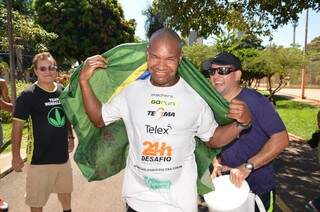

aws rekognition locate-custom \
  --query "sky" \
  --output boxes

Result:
[118,0,320,47]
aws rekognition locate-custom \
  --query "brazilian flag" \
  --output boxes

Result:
[60,42,233,195]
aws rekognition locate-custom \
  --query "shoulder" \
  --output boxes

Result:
[15,84,37,106]
[55,83,65,92]
[22,83,37,94]
[238,88,270,105]
[122,79,147,92]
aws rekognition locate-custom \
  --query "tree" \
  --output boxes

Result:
[306,36,320,86]
[33,0,136,62]
[0,8,57,65]
[143,6,164,39]
[151,0,319,38]
[248,46,306,103]
[183,44,217,69]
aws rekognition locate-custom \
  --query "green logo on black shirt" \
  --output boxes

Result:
[47,106,66,127]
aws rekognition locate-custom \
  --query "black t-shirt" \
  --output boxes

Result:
[13,83,69,164]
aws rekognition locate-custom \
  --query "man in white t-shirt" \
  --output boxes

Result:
[79,28,251,212]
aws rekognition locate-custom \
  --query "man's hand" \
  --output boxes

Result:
[227,99,251,126]
[79,55,107,83]
[229,164,250,187]
[212,157,231,178]
[12,156,24,172]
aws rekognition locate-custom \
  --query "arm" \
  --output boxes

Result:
[229,130,289,187]
[207,99,252,148]
[67,122,75,153]
[11,119,25,172]
[207,123,243,148]
[0,80,13,112]
[248,130,289,169]
[79,55,107,128]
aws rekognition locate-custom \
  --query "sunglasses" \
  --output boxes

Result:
[38,65,57,72]
[205,67,237,76]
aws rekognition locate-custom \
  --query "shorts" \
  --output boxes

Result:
[25,160,73,207]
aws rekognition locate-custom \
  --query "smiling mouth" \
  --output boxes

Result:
[214,82,223,86]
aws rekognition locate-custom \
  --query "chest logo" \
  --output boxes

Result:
[47,106,66,127]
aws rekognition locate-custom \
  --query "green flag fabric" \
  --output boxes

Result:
[60,42,233,195]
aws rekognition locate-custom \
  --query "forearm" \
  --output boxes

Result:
[11,121,23,158]
[0,99,13,112]
[79,80,104,127]
[207,122,242,148]
[249,130,289,169]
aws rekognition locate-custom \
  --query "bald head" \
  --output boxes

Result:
[149,28,182,54]
[146,28,183,87]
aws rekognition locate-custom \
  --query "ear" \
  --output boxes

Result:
[235,69,242,81]
[179,52,183,64]
[146,49,150,59]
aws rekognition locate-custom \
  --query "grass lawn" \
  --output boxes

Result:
[274,95,319,140]
[1,122,30,153]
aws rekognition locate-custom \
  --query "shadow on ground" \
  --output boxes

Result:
[198,138,320,212]
[275,138,320,212]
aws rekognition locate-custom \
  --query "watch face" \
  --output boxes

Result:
[245,163,254,171]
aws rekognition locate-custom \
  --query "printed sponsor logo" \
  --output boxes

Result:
[147,108,175,119]
[150,99,176,107]
[151,93,174,98]
[141,141,172,163]
[143,176,171,190]
[45,98,61,106]
[145,124,172,135]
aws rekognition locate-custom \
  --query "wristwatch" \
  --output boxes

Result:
[244,162,254,172]
[236,121,251,130]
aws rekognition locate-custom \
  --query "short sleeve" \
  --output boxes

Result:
[13,91,31,121]
[195,102,218,142]
[101,92,125,126]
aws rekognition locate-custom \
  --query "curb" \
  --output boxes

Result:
[0,150,26,179]
[288,133,305,141]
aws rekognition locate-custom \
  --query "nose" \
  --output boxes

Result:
[156,59,167,71]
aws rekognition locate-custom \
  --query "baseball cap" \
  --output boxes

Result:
[202,52,242,71]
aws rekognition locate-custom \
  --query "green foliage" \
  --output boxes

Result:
[0,80,31,123]
[0,60,9,74]
[0,8,57,55]
[182,44,217,69]
[306,36,320,86]
[32,0,136,62]
[245,46,305,101]
[151,0,319,38]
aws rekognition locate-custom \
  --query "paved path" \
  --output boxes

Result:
[275,136,320,212]
[0,150,126,211]
[277,88,320,102]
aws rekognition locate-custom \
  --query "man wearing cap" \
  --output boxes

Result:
[203,52,289,211]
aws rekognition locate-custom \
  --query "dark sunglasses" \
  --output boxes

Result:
[38,65,57,72]
[205,67,237,76]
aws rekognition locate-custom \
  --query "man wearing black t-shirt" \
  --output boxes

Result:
[11,52,74,212]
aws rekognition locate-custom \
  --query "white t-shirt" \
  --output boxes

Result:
[101,77,218,212]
